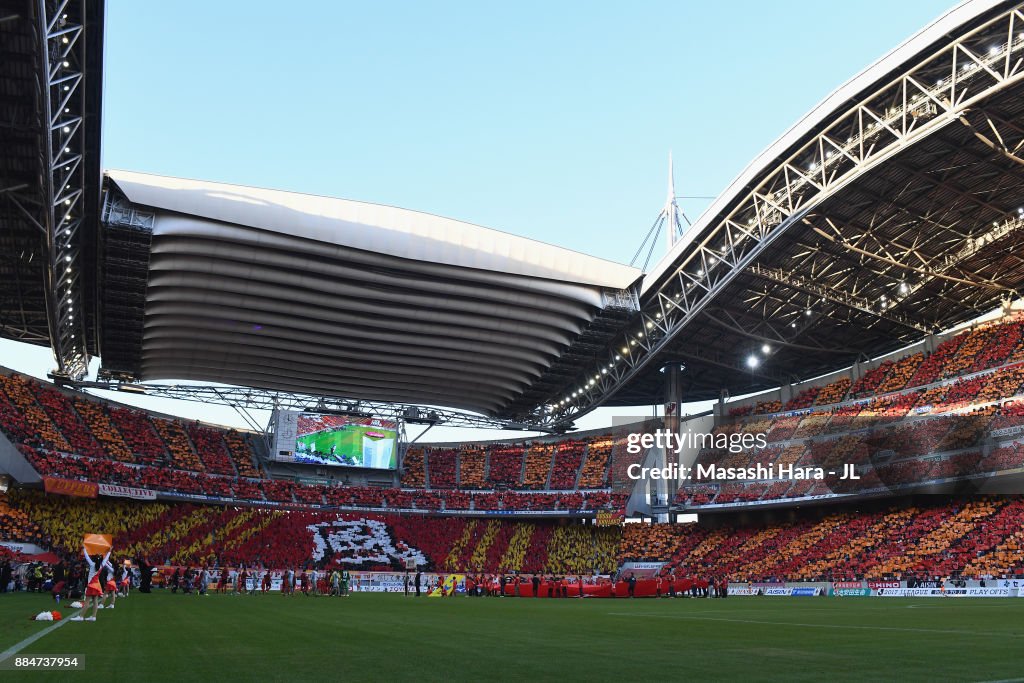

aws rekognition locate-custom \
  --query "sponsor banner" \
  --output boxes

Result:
[763,587,790,596]
[752,582,785,589]
[42,476,97,498]
[835,588,871,597]
[876,587,1012,597]
[868,581,900,590]
[990,425,1024,438]
[624,562,664,571]
[998,579,1024,590]
[596,510,625,527]
[98,483,156,500]
[832,581,863,590]
[0,541,45,555]
[962,587,1011,597]
[877,588,941,597]
[791,587,821,596]
[728,587,757,596]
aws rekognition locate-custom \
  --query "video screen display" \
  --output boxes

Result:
[273,412,397,469]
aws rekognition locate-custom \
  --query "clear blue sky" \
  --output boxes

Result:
[1,0,957,439]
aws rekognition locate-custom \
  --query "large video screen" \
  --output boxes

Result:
[273,412,398,469]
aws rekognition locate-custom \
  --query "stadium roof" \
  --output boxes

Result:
[548,0,1024,420]
[97,171,641,415]
[0,0,104,376]
[5,0,1024,428]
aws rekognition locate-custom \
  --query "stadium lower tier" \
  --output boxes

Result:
[6,490,1024,581]
[621,496,1024,581]
[2,489,621,574]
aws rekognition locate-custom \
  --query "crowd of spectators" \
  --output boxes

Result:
[683,351,1024,508]
[400,448,426,487]
[186,423,236,476]
[523,443,555,488]
[107,406,168,465]
[627,497,1024,583]
[426,449,458,488]
[577,437,613,488]
[486,445,524,487]
[2,491,627,575]
[549,440,586,489]
[458,447,487,488]
[73,398,133,462]
[152,418,204,472]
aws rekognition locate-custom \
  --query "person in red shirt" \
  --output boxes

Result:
[217,567,229,594]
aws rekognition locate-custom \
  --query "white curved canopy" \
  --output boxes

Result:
[102,171,641,415]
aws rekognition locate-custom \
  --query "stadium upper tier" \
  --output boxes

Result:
[5,311,1024,515]
[0,368,631,513]
[677,314,1024,509]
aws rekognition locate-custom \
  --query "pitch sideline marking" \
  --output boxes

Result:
[0,608,82,663]
[607,612,1024,638]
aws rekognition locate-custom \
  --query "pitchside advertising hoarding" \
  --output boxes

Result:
[273,411,397,469]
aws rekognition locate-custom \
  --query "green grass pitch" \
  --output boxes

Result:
[296,426,395,466]
[0,591,1021,681]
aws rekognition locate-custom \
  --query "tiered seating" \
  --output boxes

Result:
[942,325,999,378]
[549,440,585,489]
[618,523,692,563]
[0,492,43,545]
[185,423,236,475]
[426,448,458,488]
[107,407,169,464]
[543,526,619,574]
[971,320,1024,372]
[445,489,470,510]
[0,374,71,451]
[152,418,204,472]
[696,316,1024,509]
[607,434,644,491]
[73,398,133,462]
[729,400,781,417]
[458,446,487,488]
[784,385,819,410]
[577,436,612,488]
[875,353,923,394]
[814,377,850,405]
[293,484,324,505]
[655,497,1024,582]
[29,383,106,459]
[232,478,263,501]
[0,370,630,517]
[850,360,893,398]
[0,388,33,444]
[486,445,523,488]
[977,364,1024,403]
[259,479,295,503]
[523,443,554,489]
[907,332,965,386]
[222,430,261,478]
[400,447,426,487]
